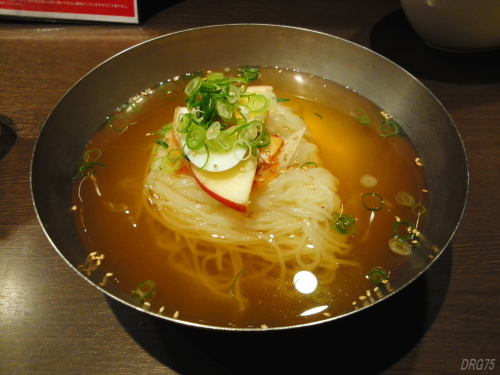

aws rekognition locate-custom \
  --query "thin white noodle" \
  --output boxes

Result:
[143,105,359,304]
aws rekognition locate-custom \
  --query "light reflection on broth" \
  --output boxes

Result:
[72,67,427,328]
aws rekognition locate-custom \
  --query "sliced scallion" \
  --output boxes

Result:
[186,124,206,150]
[331,214,357,235]
[395,191,415,207]
[412,204,426,216]
[352,108,371,126]
[378,120,400,137]
[393,220,415,241]
[248,94,269,113]
[132,280,156,300]
[215,99,235,123]
[301,162,318,168]
[368,266,387,283]
[108,115,130,132]
[79,149,106,177]
[184,76,203,97]
[156,139,169,149]
[388,238,411,256]
[160,154,183,173]
[238,66,259,81]
[362,193,384,211]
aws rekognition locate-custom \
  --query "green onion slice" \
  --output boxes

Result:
[352,108,371,126]
[160,154,183,173]
[177,113,193,133]
[248,94,269,113]
[108,115,130,132]
[132,280,156,300]
[256,132,271,148]
[395,191,415,207]
[276,98,290,102]
[238,66,259,81]
[378,120,400,137]
[186,124,206,150]
[159,82,176,92]
[393,220,415,241]
[167,148,184,163]
[412,204,426,216]
[184,76,203,97]
[206,72,225,80]
[388,238,411,256]
[79,162,107,177]
[156,139,169,149]
[226,84,242,104]
[331,214,357,235]
[362,193,384,211]
[368,266,387,283]
[235,121,265,147]
[83,149,102,163]
[301,162,318,168]
[215,99,235,123]
[229,268,245,303]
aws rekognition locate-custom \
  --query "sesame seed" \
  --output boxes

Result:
[159,306,165,313]
[366,290,371,297]
[323,312,331,317]
[143,301,151,307]
[169,180,174,187]
[278,69,282,73]
[70,205,78,211]
[258,178,265,182]
[309,75,314,78]
[415,158,423,166]
[395,216,401,222]
[382,279,388,284]
[261,324,268,329]
[106,272,113,277]
[240,167,245,172]
[173,311,179,318]
[213,164,218,168]
[293,136,298,140]
[352,301,357,305]
[359,296,366,300]
[422,189,429,193]
[373,287,379,292]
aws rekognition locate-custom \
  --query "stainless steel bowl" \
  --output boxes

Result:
[31,24,468,330]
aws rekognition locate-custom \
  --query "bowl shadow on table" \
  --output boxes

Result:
[0,114,17,161]
[108,245,453,374]
[369,9,500,85]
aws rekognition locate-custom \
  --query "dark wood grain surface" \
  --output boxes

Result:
[1,1,499,374]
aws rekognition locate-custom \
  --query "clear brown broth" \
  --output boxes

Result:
[72,67,427,328]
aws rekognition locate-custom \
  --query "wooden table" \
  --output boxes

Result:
[1,1,499,374]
